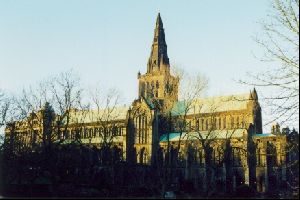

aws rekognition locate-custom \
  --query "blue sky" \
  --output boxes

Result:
[1,0,289,131]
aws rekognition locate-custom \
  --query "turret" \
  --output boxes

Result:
[251,87,258,101]
[248,88,263,134]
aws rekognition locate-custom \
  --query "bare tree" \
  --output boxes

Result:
[283,128,299,196]
[177,94,256,196]
[185,106,219,194]
[158,66,208,196]
[240,1,299,196]
[5,70,83,155]
[49,70,86,143]
[0,90,10,129]
[0,89,11,182]
[89,86,124,164]
[171,66,209,158]
[241,0,299,127]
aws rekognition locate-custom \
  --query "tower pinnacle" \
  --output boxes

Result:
[156,12,163,28]
[147,13,170,73]
[138,13,178,109]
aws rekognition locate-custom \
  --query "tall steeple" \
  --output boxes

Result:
[147,13,170,73]
[137,13,179,112]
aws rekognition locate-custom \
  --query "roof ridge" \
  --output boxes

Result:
[195,93,250,101]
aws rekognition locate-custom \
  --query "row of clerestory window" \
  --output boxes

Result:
[192,116,246,131]
[59,126,125,140]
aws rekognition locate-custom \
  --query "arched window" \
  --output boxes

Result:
[196,119,199,131]
[75,129,80,140]
[135,118,138,143]
[93,128,97,137]
[145,117,148,143]
[213,118,216,129]
[80,130,84,139]
[138,117,141,143]
[103,127,106,138]
[241,117,245,128]
[111,126,118,136]
[84,128,87,138]
[118,127,122,136]
[66,130,70,139]
[99,128,103,136]
[95,128,99,137]
[200,120,203,131]
[89,128,93,138]
[156,81,159,89]
[141,117,145,143]
[72,130,76,139]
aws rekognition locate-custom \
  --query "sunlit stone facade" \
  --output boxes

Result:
[5,13,288,193]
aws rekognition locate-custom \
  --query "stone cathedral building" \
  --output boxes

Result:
[5,13,289,193]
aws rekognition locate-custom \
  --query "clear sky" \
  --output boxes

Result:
[1,0,295,131]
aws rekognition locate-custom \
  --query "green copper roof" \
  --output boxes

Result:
[171,93,251,116]
[253,133,275,137]
[142,96,155,109]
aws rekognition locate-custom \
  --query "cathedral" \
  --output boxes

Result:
[5,13,289,194]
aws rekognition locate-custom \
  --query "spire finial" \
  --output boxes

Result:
[147,13,169,73]
[156,12,163,28]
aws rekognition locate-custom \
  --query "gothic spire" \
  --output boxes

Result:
[156,12,163,28]
[147,13,170,73]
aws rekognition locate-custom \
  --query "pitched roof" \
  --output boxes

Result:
[171,93,251,116]
[64,105,129,125]
[142,96,155,110]
[160,129,247,142]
